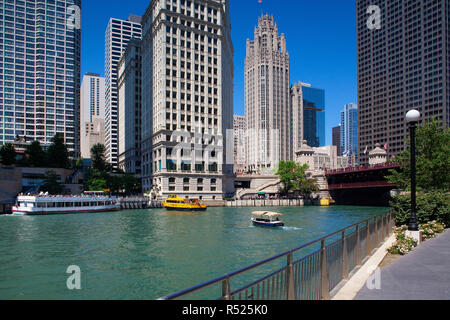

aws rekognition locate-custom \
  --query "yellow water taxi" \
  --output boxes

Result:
[162,195,207,211]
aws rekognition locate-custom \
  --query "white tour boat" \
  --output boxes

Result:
[12,192,121,216]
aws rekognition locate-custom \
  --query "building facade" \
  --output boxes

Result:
[141,0,234,200]
[340,103,358,162]
[80,73,105,158]
[291,82,325,150]
[0,0,81,157]
[357,0,450,165]
[302,84,325,148]
[332,125,341,156]
[245,15,291,174]
[118,39,142,176]
[233,115,246,173]
[104,15,142,166]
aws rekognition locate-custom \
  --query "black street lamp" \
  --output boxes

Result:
[406,109,421,231]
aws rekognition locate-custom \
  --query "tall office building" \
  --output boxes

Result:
[141,0,234,199]
[105,15,142,166]
[233,115,246,173]
[332,125,341,156]
[291,82,325,149]
[0,0,81,156]
[118,39,142,176]
[80,73,105,158]
[245,15,291,174]
[340,103,358,161]
[357,0,450,165]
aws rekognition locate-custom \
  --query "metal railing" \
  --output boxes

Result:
[159,210,394,300]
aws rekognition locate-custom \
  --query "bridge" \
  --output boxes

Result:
[325,163,401,206]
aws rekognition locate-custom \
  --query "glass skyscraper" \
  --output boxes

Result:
[340,103,358,162]
[302,85,325,148]
[0,0,81,156]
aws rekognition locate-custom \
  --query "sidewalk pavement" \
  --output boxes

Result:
[355,229,450,300]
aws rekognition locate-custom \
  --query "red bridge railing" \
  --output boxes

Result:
[326,163,400,175]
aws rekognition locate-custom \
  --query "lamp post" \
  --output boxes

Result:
[405,110,421,231]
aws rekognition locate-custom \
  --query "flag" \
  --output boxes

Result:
[364,146,368,155]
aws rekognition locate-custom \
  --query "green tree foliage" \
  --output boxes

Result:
[387,118,450,191]
[84,169,109,192]
[46,134,70,169]
[25,141,46,167]
[391,191,450,227]
[299,178,320,199]
[40,171,64,195]
[90,144,110,172]
[0,143,17,166]
[276,161,311,195]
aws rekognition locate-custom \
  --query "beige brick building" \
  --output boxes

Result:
[245,15,292,174]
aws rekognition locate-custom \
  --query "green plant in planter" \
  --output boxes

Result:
[420,221,446,241]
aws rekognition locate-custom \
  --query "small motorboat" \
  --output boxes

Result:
[251,211,285,227]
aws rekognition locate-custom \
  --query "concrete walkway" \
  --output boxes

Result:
[356,230,450,300]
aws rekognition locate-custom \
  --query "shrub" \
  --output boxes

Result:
[388,221,446,255]
[390,191,450,227]
[420,221,446,241]
[388,227,418,255]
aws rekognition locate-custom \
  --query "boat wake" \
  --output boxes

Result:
[282,227,303,231]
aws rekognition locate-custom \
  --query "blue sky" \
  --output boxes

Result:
[81,0,357,145]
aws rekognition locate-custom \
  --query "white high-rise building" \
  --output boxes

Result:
[233,115,246,173]
[80,73,105,158]
[105,15,142,166]
[141,0,234,199]
[0,0,81,156]
[245,15,291,174]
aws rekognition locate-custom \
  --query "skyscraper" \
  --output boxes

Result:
[118,39,142,176]
[245,15,291,174]
[357,0,450,165]
[105,15,142,166]
[340,103,358,161]
[80,73,105,158]
[233,115,246,173]
[0,0,81,156]
[141,0,234,199]
[332,125,341,156]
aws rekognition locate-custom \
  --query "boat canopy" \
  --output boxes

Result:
[252,211,283,218]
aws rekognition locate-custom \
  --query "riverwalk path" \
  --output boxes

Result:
[355,229,450,300]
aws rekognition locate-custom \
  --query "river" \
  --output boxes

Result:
[0,205,389,300]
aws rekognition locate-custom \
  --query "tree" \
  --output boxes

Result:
[299,178,320,199]
[387,118,450,191]
[46,134,70,169]
[26,141,46,167]
[84,169,110,192]
[0,143,17,166]
[40,171,64,195]
[276,161,309,195]
[90,144,109,172]
[121,173,142,195]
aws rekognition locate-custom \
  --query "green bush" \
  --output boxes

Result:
[390,191,450,227]
[421,221,446,241]
[388,226,418,255]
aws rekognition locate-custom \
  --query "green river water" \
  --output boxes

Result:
[0,205,389,300]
